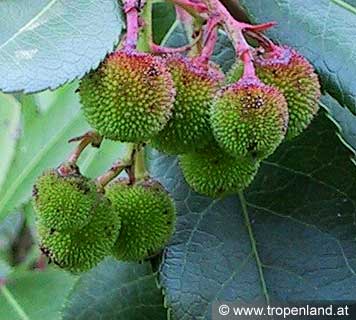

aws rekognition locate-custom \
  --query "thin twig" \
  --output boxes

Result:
[67,131,103,165]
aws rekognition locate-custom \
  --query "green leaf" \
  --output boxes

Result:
[78,140,127,180]
[148,111,356,319]
[62,258,167,320]
[0,270,75,320]
[0,259,11,279]
[0,0,123,93]
[0,213,24,252]
[0,81,128,223]
[321,94,356,152]
[0,84,89,222]
[152,2,176,45]
[0,94,21,191]
[211,31,235,73]
[154,23,356,316]
[162,22,189,48]
[337,0,356,9]
[240,0,356,114]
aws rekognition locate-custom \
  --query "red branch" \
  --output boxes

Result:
[124,0,141,50]
[196,14,221,64]
[203,0,275,79]
[173,0,209,14]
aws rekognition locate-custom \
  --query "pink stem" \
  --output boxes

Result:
[207,0,253,67]
[205,0,275,80]
[124,0,140,50]
[239,21,277,33]
[172,0,209,14]
[245,30,278,52]
[196,14,221,63]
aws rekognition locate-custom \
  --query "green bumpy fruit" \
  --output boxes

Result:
[211,79,288,160]
[254,46,321,139]
[33,168,98,231]
[151,55,224,154]
[179,148,260,197]
[38,199,120,273]
[79,49,175,142]
[106,179,176,261]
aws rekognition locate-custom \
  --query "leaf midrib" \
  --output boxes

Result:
[331,0,356,14]
[238,191,270,304]
[0,0,58,51]
[0,285,30,320]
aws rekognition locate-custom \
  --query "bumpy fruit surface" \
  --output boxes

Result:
[79,49,175,142]
[179,148,260,197]
[211,79,288,160]
[38,199,120,273]
[151,55,224,154]
[254,46,321,139]
[106,179,176,261]
[33,168,98,231]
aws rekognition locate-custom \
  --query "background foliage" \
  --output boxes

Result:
[0,1,355,319]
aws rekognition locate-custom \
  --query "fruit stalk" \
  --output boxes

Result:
[66,131,103,165]
[204,0,275,79]
[124,0,141,50]
[133,146,148,181]
[137,0,152,52]
[171,0,209,16]
[244,29,276,52]
[196,14,221,64]
[96,144,136,188]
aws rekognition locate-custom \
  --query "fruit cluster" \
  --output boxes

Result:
[32,0,321,273]
[33,164,176,272]
[79,44,320,197]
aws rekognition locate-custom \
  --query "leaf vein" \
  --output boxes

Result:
[0,0,58,51]
[239,192,270,304]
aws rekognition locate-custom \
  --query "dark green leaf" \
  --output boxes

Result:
[148,110,356,319]
[339,0,356,8]
[0,270,75,320]
[321,94,356,152]
[62,258,167,320]
[152,22,356,317]
[153,2,176,45]
[0,0,123,93]
[240,0,356,113]
[211,31,235,73]
[162,22,189,48]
